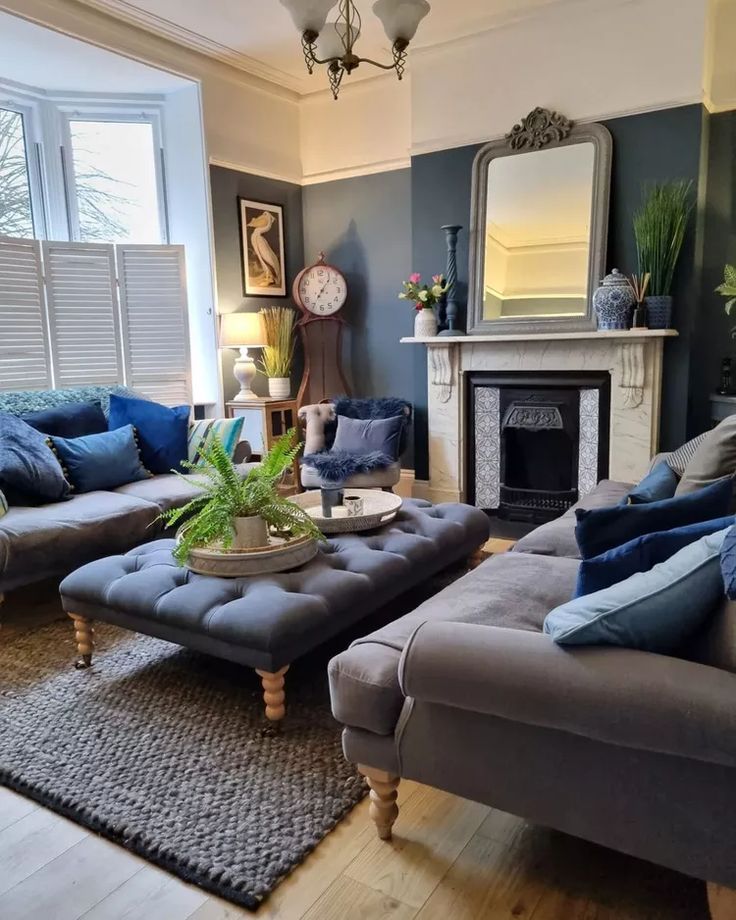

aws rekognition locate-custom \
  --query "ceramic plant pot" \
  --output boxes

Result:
[268,377,291,399]
[232,515,269,549]
[644,295,673,330]
[592,269,636,330]
[414,307,438,337]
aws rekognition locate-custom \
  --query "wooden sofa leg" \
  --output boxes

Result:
[255,666,289,721]
[68,613,94,669]
[707,883,736,919]
[358,764,400,840]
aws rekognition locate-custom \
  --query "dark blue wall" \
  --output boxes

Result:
[302,169,415,464]
[210,165,304,402]
[408,105,706,476]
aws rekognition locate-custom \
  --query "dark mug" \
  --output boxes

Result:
[320,487,344,518]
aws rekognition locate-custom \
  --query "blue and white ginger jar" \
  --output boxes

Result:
[593,269,635,331]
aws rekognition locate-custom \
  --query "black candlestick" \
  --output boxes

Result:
[438,224,464,336]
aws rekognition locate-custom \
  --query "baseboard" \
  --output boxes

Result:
[412,478,462,504]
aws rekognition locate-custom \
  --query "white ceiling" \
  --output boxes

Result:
[0,11,190,94]
[76,0,573,94]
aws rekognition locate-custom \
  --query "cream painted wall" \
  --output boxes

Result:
[0,0,301,181]
[300,0,708,180]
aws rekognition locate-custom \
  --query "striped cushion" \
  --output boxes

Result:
[667,432,709,476]
[0,489,7,519]
[188,418,244,466]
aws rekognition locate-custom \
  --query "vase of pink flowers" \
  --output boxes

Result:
[399,273,448,338]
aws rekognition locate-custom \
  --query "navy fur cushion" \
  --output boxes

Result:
[0,412,70,505]
[301,449,394,483]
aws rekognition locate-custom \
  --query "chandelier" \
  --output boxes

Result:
[280,0,431,99]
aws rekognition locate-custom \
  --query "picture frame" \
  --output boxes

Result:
[238,198,287,297]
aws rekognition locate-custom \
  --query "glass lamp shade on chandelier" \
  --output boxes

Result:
[280,0,431,99]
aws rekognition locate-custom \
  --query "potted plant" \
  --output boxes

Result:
[399,272,448,337]
[259,306,296,399]
[632,180,693,329]
[716,264,736,334]
[160,430,322,564]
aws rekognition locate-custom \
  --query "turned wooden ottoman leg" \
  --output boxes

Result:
[707,883,736,919]
[359,764,400,840]
[68,613,94,669]
[255,665,289,721]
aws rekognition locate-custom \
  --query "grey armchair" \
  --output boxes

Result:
[328,477,736,920]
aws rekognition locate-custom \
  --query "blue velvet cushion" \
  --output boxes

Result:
[0,412,70,505]
[22,400,107,438]
[332,414,404,460]
[575,515,735,597]
[108,394,190,474]
[626,461,679,504]
[720,525,736,600]
[49,425,150,493]
[575,476,733,560]
[545,527,730,653]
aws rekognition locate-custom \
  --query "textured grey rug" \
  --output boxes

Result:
[0,620,367,910]
[0,567,466,910]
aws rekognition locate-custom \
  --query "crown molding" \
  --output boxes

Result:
[301,157,411,186]
[72,0,305,96]
[209,157,302,187]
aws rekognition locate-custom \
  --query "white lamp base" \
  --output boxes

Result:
[232,347,258,401]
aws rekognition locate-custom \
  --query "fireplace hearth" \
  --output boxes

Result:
[468,372,611,523]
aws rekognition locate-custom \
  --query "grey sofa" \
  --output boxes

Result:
[328,478,736,919]
[0,386,254,604]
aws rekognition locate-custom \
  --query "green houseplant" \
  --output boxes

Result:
[716,264,736,335]
[632,180,693,329]
[160,430,322,565]
[259,306,296,399]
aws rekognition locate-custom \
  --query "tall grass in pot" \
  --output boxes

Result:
[633,180,693,329]
[260,306,296,399]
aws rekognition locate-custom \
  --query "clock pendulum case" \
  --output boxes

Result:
[293,252,351,407]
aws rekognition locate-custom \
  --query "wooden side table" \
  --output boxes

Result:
[225,397,301,493]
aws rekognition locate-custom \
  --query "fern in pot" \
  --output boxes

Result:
[160,430,322,565]
[633,180,693,329]
[260,306,296,399]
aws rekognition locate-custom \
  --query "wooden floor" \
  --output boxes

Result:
[0,780,709,920]
[0,542,709,919]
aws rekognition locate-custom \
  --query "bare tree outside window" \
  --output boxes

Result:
[0,108,34,237]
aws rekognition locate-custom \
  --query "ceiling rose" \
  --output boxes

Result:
[280,0,430,99]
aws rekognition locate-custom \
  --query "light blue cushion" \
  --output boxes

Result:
[626,462,679,504]
[49,425,150,493]
[0,489,6,518]
[545,527,730,653]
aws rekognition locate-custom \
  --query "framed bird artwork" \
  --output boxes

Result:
[238,198,287,297]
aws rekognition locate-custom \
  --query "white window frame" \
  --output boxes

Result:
[59,107,169,245]
[0,80,169,246]
[0,94,47,239]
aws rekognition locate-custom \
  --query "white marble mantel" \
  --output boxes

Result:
[400,329,678,503]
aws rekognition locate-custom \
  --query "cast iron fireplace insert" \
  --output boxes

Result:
[467,371,611,523]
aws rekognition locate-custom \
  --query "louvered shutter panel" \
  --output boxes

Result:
[0,236,52,390]
[42,241,124,388]
[117,245,191,406]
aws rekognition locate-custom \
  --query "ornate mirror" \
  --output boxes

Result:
[467,108,612,335]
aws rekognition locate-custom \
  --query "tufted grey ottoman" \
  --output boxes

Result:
[60,499,489,721]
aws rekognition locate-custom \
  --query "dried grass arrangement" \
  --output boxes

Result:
[259,306,296,379]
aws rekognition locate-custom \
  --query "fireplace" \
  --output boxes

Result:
[467,372,611,522]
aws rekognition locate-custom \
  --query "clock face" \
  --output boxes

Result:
[297,264,347,316]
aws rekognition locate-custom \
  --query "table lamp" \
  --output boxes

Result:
[219,312,266,401]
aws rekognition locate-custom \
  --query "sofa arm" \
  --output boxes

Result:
[399,621,736,768]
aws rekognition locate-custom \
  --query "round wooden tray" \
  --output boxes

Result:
[289,488,403,534]
[186,533,318,577]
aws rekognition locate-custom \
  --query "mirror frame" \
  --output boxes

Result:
[467,109,612,335]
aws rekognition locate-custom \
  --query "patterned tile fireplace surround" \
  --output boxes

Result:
[402,330,677,506]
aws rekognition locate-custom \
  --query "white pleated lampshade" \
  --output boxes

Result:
[279,0,338,34]
[317,19,360,59]
[372,0,430,42]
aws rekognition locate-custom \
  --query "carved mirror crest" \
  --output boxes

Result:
[467,108,612,335]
